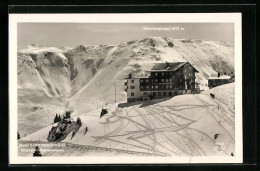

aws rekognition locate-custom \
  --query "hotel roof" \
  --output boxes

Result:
[148,62,199,72]
[124,62,199,79]
[208,74,231,80]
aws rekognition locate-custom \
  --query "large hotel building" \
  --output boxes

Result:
[124,62,199,102]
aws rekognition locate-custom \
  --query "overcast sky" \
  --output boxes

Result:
[18,23,234,49]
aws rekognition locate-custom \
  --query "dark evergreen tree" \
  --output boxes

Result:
[76,117,82,126]
[65,111,71,119]
[54,114,59,123]
[58,115,61,122]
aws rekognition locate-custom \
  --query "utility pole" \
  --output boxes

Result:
[103,125,104,135]
[114,82,116,103]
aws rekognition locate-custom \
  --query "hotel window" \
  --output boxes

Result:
[162,73,164,76]
[155,85,158,89]
[169,72,172,76]
[169,85,172,89]
[166,85,169,89]
[185,69,186,72]
[161,79,164,83]
[145,79,149,83]
[165,79,168,83]
[131,92,134,96]
[153,92,156,96]
[163,92,167,96]
[158,92,162,96]
[130,86,135,89]
[154,79,158,82]
[145,86,149,89]
[180,79,182,82]
[131,80,134,83]
[144,92,147,95]
[155,73,158,76]
[185,75,187,79]
[140,79,144,83]
[151,85,154,89]
[169,79,173,82]
[140,86,144,89]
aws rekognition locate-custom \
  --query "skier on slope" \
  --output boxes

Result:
[84,126,88,135]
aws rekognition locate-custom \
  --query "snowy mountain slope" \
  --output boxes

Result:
[68,37,234,113]
[17,37,234,136]
[17,45,112,135]
[18,45,113,98]
[20,83,235,157]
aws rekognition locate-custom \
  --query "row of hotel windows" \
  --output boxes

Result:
[129,76,193,84]
[130,84,194,90]
[130,91,175,97]
[130,85,174,89]
[151,72,173,76]
[130,85,187,89]
[128,79,175,83]
[151,70,193,76]
[141,78,174,83]
[140,85,174,89]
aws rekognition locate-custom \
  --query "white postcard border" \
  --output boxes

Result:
[9,13,242,164]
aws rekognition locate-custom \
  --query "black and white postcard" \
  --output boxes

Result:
[9,13,242,164]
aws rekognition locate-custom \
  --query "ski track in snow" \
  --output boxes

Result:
[20,84,235,157]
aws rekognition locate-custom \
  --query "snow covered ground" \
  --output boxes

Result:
[19,83,235,157]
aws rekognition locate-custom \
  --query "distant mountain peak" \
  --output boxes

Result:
[75,45,87,52]
[30,43,41,48]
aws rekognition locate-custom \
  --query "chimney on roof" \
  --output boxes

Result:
[218,72,220,77]
[165,61,169,68]
[129,74,132,78]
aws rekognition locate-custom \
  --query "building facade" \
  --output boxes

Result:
[207,73,231,89]
[125,62,199,102]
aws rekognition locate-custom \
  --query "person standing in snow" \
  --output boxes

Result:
[71,131,75,140]
[84,127,88,135]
